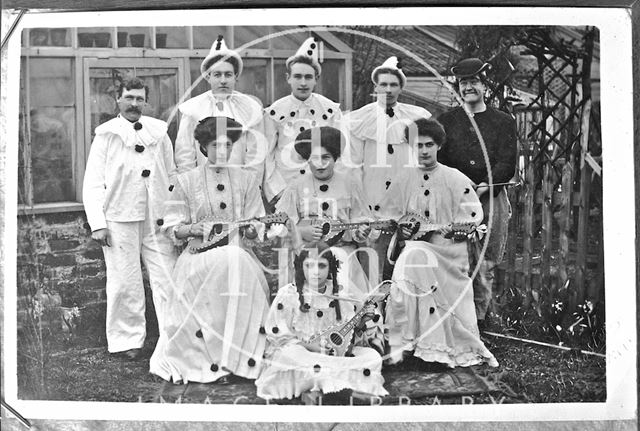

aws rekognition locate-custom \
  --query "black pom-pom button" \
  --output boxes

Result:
[220,202,227,209]
[328,108,333,114]
[471,212,476,217]
[290,111,296,117]
[196,329,203,338]
[322,114,328,120]
[363,369,371,376]
[217,184,225,191]
[156,219,164,226]
[374,205,380,211]
[313,364,321,373]
[303,303,311,311]
[259,326,266,334]
[135,144,145,153]
[319,184,329,192]
[272,326,279,334]
[307,50,313,55]
[300,169,306,175]
[464,188,470,194]
[424,189,430,196]
[423,174,429,181]
[310,109,315,115]
[210,363,219,372]
[248,358,256,367]
[310,43,316,49]
[385,181,391,189]
[300,127,305,132]
[277,303,284,310]
[133,122,142,131]
[169,185,174,192]
[141,169,150,177]
[429,307,435,314]
[321,202,329,211]
[424,210,430,217]
[387,144,394,155]
[317,310,323,318]
[270,109,276,116]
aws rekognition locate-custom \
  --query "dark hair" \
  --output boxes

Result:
[293,242,342,321]
[372,67,404,87]
[286,55,321,76]
[404,118,446,148]
[194,116,243,157]
[203,55,241,75]
[293,126,343,161]
[118,77,149,100]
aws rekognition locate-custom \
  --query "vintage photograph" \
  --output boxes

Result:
[0,6,635,426]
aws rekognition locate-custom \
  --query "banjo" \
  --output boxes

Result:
[297,218,396,243]
[396,213,479,241]
[188,212,289,253]
[307,288,390,357]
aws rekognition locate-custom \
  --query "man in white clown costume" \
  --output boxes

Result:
[345,56,431,281]
[175,35,265,179]
[83,77,177,360]
[262,37,342,205]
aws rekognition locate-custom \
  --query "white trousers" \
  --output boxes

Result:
[103,219,176,353]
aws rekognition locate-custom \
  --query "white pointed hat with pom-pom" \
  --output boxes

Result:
[371,56,407,87]
[201,35,243,76]
[285,37,322,74]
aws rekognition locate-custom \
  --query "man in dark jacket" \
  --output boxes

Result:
[437,58,517,329]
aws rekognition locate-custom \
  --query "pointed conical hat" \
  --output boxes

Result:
[200,35,244,76]
[371,56,407,87]
[285,37,321,74]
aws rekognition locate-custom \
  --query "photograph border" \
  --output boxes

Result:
[1,3,637,429]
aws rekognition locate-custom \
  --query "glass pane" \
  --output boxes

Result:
[270,27,310,50]
[189,58,210,98]
[235,59,268,107]
[88,67,180,143]
[25,58,76,203]
[317,59,342,107]
[273,59,290,101]
[77,27,113,48]
[189,58,268,107]
[117,27,152,48]
[193,26,229,49]
[233,26,269,50]
[155,27,188,49]
[28,28,71,47]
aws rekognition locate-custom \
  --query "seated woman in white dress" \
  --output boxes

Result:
[255,242,388,403]
[150,116,286,384]
[379,118,498,368]
[275,126,380,300]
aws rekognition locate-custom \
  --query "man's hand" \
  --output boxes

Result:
[299,224,324,242]
[474,182,489,199]
[91,228,112,247]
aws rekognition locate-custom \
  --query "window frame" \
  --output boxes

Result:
[18,26,353,214]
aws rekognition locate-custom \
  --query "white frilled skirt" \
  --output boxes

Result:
[255,344,388,400]
[150,245,270,383]
[387,239,499,368]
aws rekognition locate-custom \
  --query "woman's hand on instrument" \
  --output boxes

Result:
[299,224,323,242]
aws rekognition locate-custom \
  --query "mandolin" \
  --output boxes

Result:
[297,218,396,244]
[306,288,390,357]
[188,212,289,254]
[397,213,478,241]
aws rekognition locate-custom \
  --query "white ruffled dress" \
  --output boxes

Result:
[255,283,388,400]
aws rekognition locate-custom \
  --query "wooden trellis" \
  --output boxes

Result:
[499,27,601,316]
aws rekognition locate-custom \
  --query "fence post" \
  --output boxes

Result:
[558,156,574,300]
[575,99,592,306]
[522,160,535,308]
[541,162,554,299]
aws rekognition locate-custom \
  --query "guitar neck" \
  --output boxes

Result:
[330,220,391,231]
